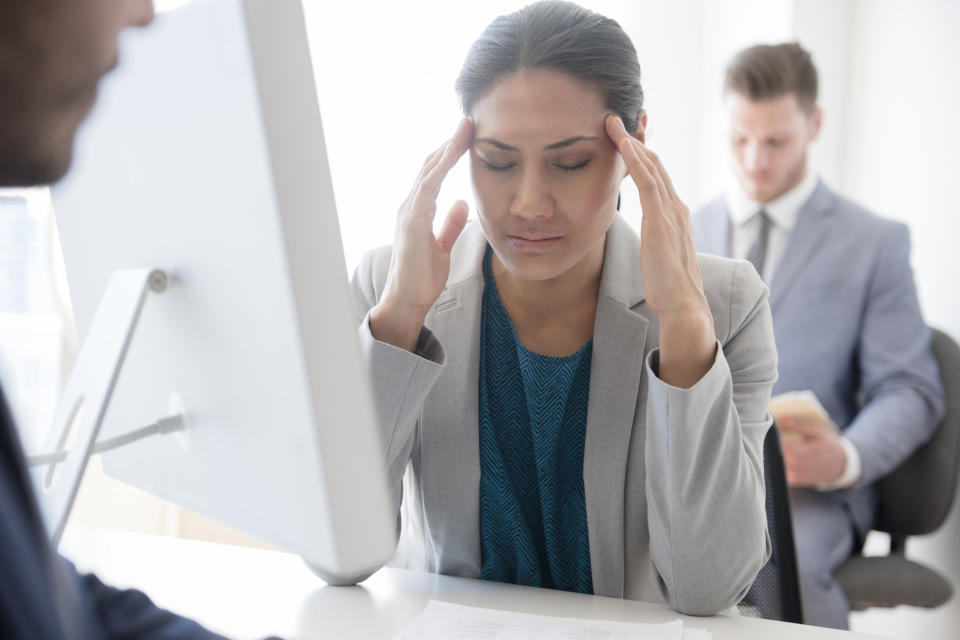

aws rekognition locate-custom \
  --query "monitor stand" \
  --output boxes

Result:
[29,268,178,546]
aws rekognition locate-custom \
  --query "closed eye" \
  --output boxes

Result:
[556,159,591,173]
[481,159,517,172]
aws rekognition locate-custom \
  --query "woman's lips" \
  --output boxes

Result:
[507,233,563,251]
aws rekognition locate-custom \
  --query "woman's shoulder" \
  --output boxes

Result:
[697,252,764,296]
[353,243,394,300]
[696,253,769,342]
[353,221,489,307]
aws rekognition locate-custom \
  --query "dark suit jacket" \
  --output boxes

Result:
[693,180,945,536]
[0,383,231,640]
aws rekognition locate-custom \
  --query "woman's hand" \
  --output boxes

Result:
[605,115,716,388]
[369,118,474,352]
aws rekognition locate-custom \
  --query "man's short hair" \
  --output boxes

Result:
[724,42,818,112]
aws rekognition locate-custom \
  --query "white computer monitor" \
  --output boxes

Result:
[45,0,395,582]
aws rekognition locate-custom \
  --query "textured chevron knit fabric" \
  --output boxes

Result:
[478,245,594,593]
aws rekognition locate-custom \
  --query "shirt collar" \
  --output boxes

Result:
[727,168,819,230]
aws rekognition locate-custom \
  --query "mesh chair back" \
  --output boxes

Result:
[875,329,960,535]
[739,424,803,623]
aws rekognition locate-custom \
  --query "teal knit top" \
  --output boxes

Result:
[478,245,594,593]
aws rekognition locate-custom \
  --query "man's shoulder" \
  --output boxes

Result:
[808,187,911,263]
[692,182,905,235]
[815,183,906,238]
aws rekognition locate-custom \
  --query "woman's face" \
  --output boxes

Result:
[470,69,627,282]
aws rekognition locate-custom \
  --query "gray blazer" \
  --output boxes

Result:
[693,181,946,535]
[351,215,778,615]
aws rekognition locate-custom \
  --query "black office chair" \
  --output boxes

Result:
[834,328,960,610]
[738,423,804,623]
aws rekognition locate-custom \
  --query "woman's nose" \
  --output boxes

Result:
[509,169,553,219]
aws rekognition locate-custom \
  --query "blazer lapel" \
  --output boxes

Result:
[584,216,649,598]
[768,181,838,312]
[418,224,487,575]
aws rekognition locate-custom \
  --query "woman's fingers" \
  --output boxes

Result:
[420,117,474,201]
[605,115,668,209]
[376,120,475,351]
[415,146,445,185]
[621,136,669,205]
[642,145,681,203]
[606,116,648,188]
[407,118,474,207]
[437,200,470,254]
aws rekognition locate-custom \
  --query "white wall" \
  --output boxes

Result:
[831,1,960,637]
[840,0,960,339]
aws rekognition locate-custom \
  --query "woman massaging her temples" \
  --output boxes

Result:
[351,0,777,614]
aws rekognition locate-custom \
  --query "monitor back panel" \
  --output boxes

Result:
[52,0,394,577]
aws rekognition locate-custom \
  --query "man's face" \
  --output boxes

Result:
[0,0,154,187]
[725,91,821,203]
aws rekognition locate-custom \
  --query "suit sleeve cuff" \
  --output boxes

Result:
[358,312,445,366]
[645,339,729,403]
[817,436,863,491]
[357,312,445,447]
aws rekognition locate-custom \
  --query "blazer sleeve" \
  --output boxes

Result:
[643,260,777,616]
[844,223,946,486]
[350,248,446,518]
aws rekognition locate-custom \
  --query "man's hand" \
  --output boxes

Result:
[780,416,847,488]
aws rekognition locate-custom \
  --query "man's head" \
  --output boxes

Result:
[724,42,822,203]
[0,0,154,187]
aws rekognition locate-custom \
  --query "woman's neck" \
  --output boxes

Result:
[491,236,606,352]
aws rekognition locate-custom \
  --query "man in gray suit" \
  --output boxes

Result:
[693,42,945,629]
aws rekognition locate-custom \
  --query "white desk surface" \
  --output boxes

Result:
[60,527,887,640]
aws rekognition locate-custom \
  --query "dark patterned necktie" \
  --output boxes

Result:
[746,209,771,280]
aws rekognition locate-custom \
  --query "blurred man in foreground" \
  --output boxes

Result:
[0,1,269,637]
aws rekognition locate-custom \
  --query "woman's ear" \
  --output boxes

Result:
[635,111,648,144]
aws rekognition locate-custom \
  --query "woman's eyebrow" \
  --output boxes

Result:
[474,138,518,151]
[544,136,599,150]
[474,136,600,152]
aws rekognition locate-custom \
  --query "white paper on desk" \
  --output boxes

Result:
[394,600,709,640]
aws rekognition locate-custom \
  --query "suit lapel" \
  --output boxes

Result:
[768,182,838,312]
[584,216,649,598]
[418,224,487,574]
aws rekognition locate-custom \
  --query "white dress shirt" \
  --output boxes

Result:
[726,170,862,490]
[725,169,818,283]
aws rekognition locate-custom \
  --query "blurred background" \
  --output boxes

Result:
[0,0,956,636]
